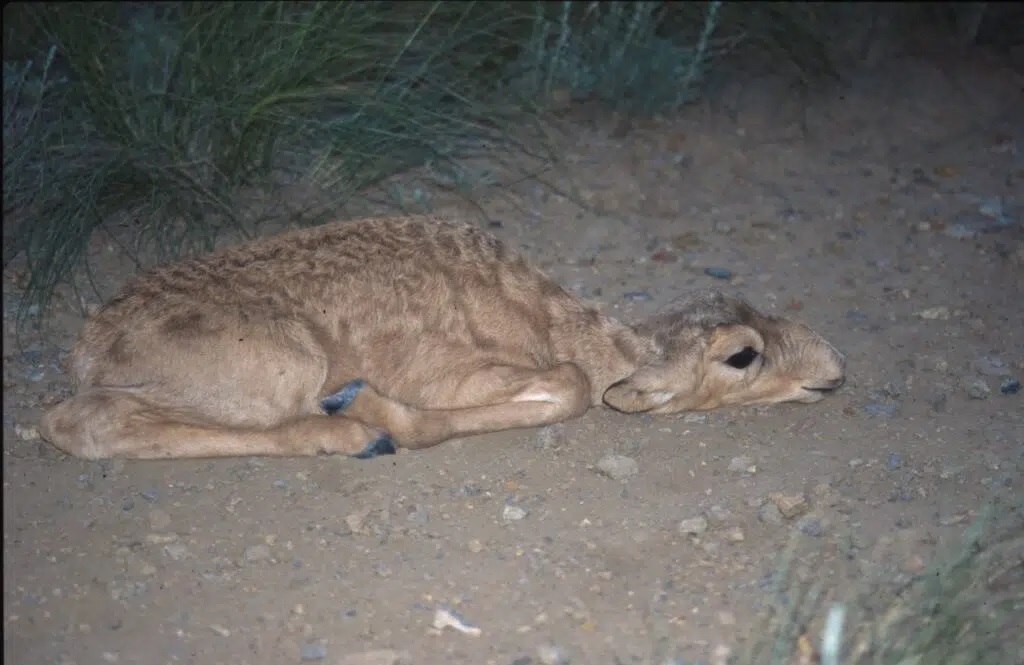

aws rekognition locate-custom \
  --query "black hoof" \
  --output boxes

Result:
[352,434,397,460]
[321,380,366,415]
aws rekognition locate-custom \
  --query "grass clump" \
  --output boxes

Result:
[2,1,729,326]
[510,1,729,114]
[4,2,1004,327]
[2,2,531,322]
[733,500,1023,665]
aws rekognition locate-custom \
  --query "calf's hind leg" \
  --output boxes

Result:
[322,362,592,451]
[40,388,394,460]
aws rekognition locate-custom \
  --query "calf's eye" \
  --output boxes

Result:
[725,346,759,369]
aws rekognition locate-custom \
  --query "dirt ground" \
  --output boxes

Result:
[4,52,1023,665]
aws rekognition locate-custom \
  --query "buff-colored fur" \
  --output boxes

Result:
[41,216,845,460]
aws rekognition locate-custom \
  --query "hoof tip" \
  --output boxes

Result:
[321,379,366,415]
[352,434,397,460]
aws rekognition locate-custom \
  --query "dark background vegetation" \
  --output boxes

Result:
[3,2,1021,324]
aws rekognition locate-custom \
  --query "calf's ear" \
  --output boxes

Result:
[602,366,676,413]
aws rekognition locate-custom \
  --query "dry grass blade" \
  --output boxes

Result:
[732,499,1023,665]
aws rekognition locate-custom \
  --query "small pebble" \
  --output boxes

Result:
[887,453,903,470]
[881,382,903,399]
[405,504,429,524]
[502,505,528,521]
[963,378,990,400]
[1000,378,1021,395]
[537,644,570,665]
[769,492,809,519]
[705,267,733,280]
[623,291,653,302]
[845,310,869,325]
[727,455,757,475]
[678,516,708,535]
[595,454,638,481]
[14,424,40,441]
[975,355,1011,376]
[433,607,482,636]
[706,505,735,525]
[939,465,965,480]
[534,424,566,450]
[915,306,951,320]
[796,517,824,537]
[810,482,840,507]
[209,624,231,637]
[300,643,328,661]
[345,510,371,534]
[163,544,188,561]
[722,526,745,542]
[758,503,783,524]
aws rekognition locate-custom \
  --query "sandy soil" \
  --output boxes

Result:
[4,53,1022,665]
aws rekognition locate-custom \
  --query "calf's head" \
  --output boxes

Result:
[603,290,846,413]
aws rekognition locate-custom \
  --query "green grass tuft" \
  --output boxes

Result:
[3,3,1002,327]
[733,499,1023,665]
[3,1,732,328]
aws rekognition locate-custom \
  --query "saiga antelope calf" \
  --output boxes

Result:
[41,216,846,460]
